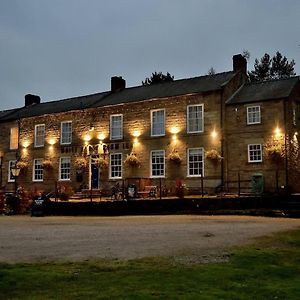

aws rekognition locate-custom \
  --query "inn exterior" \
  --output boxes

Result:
[0,54,299,197]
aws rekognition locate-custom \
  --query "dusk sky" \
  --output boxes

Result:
[1,0,299,110]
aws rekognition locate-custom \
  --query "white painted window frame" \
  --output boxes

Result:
[187,147,204,177]
[33,158,43,182]
[187,104,204,134]
[110,114,123,140]
[151,109,165,137]
[60,121,72,145]
[8,160,16,182]
[246,105,261,125]
[34,124,45,148]
[109,153,123,179]
[248,144,262,163]
[59,157,71,181]
[150,150,165,178]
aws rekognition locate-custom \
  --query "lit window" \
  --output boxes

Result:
[33,159,43,181]
[61,121,72,145]
[110,115,123,140]
[187,104,204,133]
[34,124,45,147]
[151,109,165,136]
[248,144,262,163]
[247,106,261,125]
[10,127,19,150]
[8,160,16,182]
[59,157,71,180]
[110,153,122,178]
[151,150,165,177]
[188,148,204,177]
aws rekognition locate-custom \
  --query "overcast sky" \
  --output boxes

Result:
[0,0,299,110]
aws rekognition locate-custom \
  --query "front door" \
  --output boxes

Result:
[90,156,100,189]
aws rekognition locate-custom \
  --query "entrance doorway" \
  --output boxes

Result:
[90,155,100,189]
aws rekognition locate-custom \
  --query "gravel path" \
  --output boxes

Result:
[0,215,300,263]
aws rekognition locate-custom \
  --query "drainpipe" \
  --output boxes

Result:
[220,90,224,189]
[283,100,289,195]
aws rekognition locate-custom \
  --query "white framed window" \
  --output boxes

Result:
[248,144,262,163]
[110,153,122,179]
[59,157,71,180]
[33,159,43,182]
[150,150,165,178]
[10,127,19,150]
[61,121,72,145]
[8,160,16,182]
[34,124,45,147]
[247,106,261,125]
[110,114,123,140]
[151,109,165,137]
[187,104,204,133]
[188,148,204,177]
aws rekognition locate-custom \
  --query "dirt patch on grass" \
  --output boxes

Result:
[0,215,299,263]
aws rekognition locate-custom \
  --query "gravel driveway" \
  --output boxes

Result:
[0,215,300,263]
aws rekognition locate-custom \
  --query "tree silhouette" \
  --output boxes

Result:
[249,51,295,82]
[142,72,174,86]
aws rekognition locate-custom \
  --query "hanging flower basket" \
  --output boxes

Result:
[42,159,53,170]
[94,157,108,169]
[167,150,182,164]
[124,153,141,167]
[75,157,88,170]
[205,149,222,163]
[16,160,28,170]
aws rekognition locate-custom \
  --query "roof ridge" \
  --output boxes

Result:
[245,76,299,86]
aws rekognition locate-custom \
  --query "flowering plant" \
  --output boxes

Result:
[75,157,88,169]
[205,149,222,162]
[167,150,182,164]
[94,157,108,169]
[42,159,53,169]
[124,153,141,167]
[16,160,28,170]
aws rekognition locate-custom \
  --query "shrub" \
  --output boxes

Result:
[205,149,222,163]
[75,157,88,169]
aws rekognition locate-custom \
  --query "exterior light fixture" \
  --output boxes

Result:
[274,127,281,138]
[98,133,105,141]
[132,130,141,138]
[11,164,21,194]
[211,130,217,138]
[170,127,179,134]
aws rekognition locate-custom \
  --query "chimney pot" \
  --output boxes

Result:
[25,94,41,107]
[111,76,126,92]
[233,54,247,74]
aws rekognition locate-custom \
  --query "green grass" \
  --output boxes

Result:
[1,230,300,299]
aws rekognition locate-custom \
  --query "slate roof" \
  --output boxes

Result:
[226,76,300,105]
[0,71,235,122]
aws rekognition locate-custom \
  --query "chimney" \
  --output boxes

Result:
[111,76,126,92]
[233,54,247,74]
[25,94,41,107]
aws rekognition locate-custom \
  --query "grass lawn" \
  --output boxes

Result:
[1,230,300,299]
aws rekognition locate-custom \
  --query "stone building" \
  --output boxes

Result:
[0,54,299,196]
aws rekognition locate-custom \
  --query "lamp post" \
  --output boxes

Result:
[11,164,21,194]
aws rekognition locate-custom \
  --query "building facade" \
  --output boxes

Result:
[0,54,299,196]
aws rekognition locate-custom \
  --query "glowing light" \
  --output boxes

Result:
[49,145,53,151]
[274,127,281,138]
[295,132,298,136]
[134,137,138,144]
[98,133,105,141]
[83,134,92,142]
[133,130,141,138]
[211,130,217,139]
[22,140,30,148]
[48,138,56,145]
[22,148,28,154]
[170,127,179,134]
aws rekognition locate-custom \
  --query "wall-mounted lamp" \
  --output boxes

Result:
[211,130,217,139]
